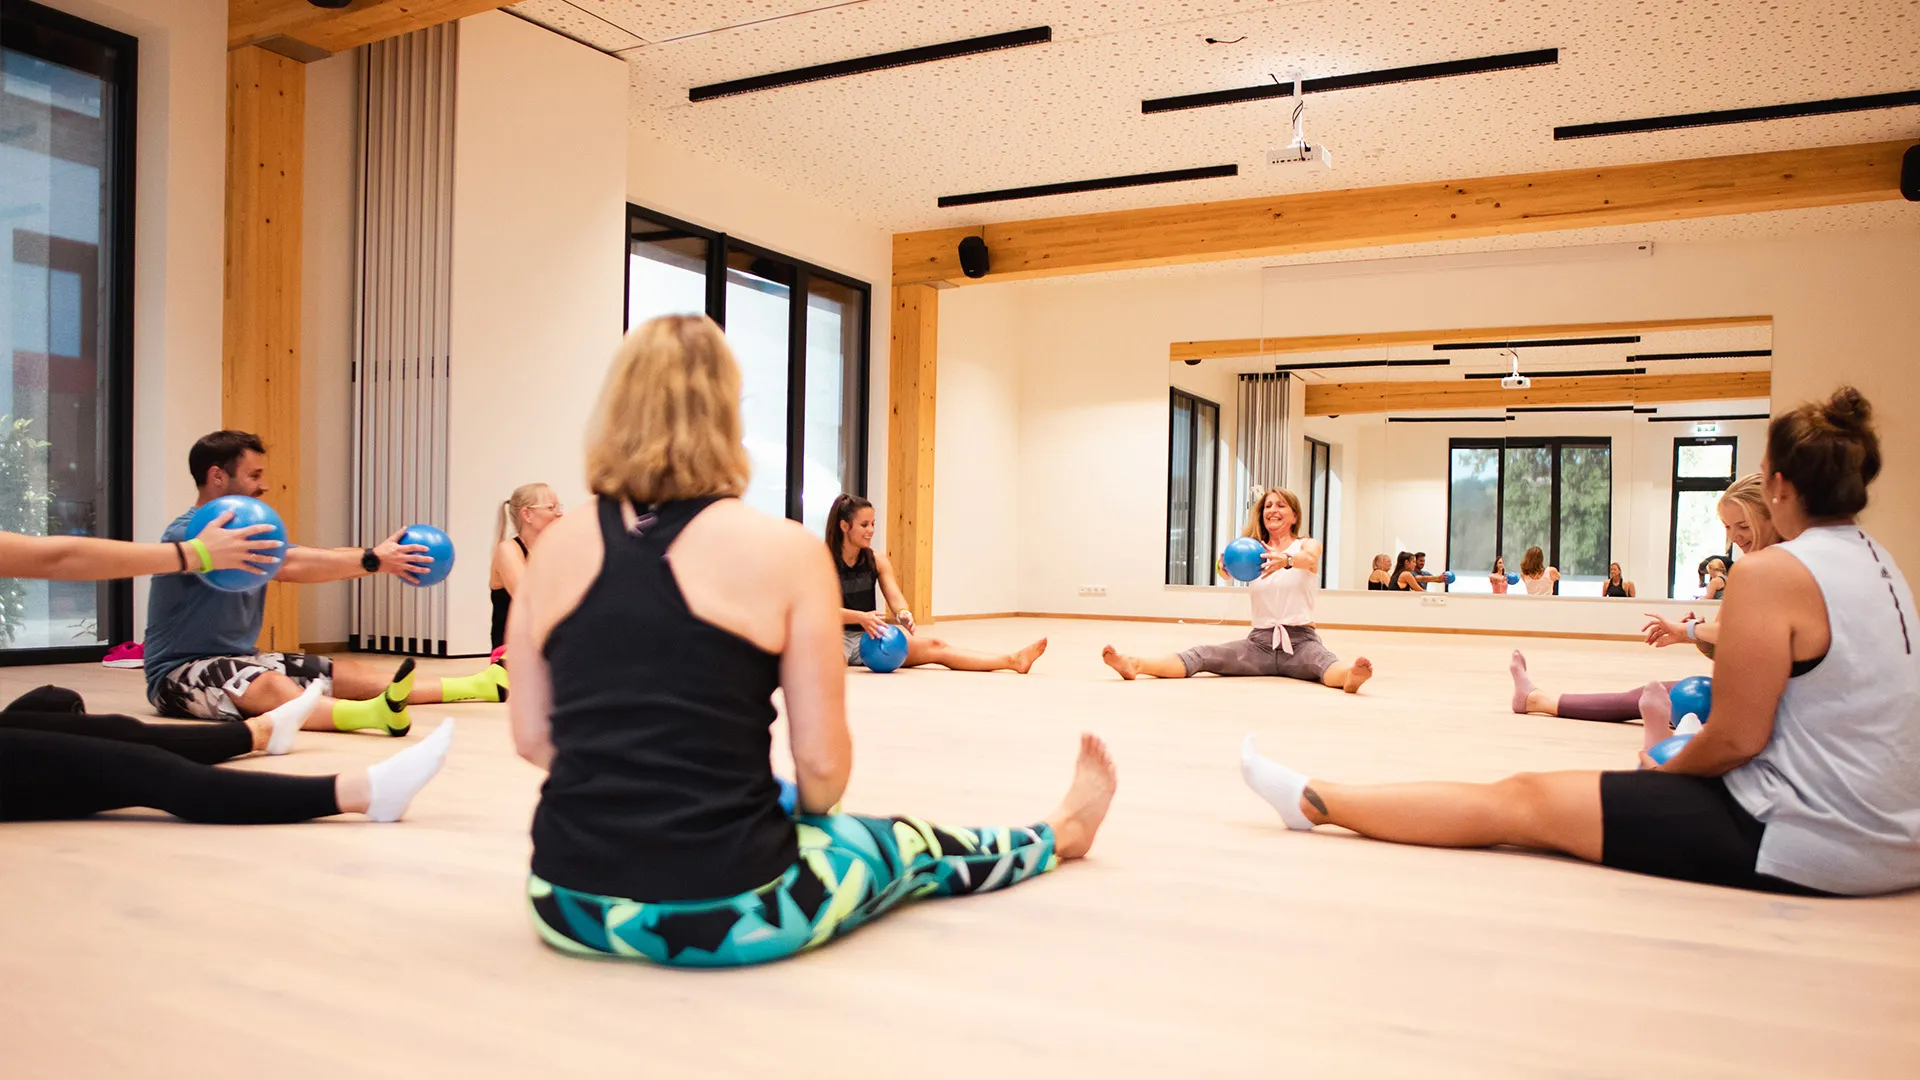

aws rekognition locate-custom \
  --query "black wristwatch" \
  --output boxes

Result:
[361,547,381,574]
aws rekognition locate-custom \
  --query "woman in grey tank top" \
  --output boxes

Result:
[1238,388,1919,896]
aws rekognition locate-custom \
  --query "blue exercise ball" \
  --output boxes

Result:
[1647,734,1693,765]
[1443,569,1457,585]
[398,524,456,587]
[859,623,910,672]
[1507,572,1521,585]
[1669,676,1713,726]
[1222,537,1266,582]
[185,495,286,592]
[776,776,798,815]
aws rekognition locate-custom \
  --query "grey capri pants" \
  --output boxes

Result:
[1178,626,1338,681]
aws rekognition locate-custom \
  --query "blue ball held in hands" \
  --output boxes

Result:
[1222,537,1266,582]
[1647,734,1693,765]
[859,623,910,672]
[398,524,456,587]
[185,496,286,592]
[1443,570,1457,585]
[1507,572,1521,585]
[776,776,797,815]
[1668,676,1713,727]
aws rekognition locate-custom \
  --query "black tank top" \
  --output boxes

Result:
[489,537,528,648]
[1605,581,1629,597]
[530,496,794,902]
[1368,580,1388,591]
[837,547,876,628]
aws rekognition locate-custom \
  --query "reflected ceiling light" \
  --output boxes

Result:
[1435,336,1640,350]
[1628,349,1771,362]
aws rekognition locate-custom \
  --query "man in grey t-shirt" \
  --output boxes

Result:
[143,431,510,734]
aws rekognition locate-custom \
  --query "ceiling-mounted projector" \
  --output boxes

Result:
[1268,79,1332,170]
[1499,347,1529,389]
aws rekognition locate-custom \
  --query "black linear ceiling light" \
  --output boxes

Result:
[1433,336,1640,350]
[1270,358,1450,372]
[1507,405,1638,413]
[690,26,1051,102]
[1556,88,1920,139]
[1628,349,1772,362]
[1142,48,1557,114]
[938,164,1237,208]
[1645,413,1771,423]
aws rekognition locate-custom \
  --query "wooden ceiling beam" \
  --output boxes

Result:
[1304,370,1771,416]
[895,141,1914,286]
[1171,315,1773,363]
[231,0,506,58]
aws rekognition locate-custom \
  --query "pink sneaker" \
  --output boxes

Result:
[489,645,507,665]
[102,641,144,669]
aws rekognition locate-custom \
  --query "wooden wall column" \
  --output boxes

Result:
[887,284,939,619]
[223,46,305,652]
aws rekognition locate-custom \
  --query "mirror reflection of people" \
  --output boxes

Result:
[1518,546,1559,595]
[1367,554,1392,590]
[1489,555,1510,594]
[1387,552,1415,591]
[491,483,564,651]
[1604,563,1636,598]
[1243,387,1920,897]
[1702,556,1730,600]
[1102,488,1372,693]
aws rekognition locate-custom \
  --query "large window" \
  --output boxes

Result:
[1447,438,1612,596]
[1166,388,1219,585]
[1304,437,1331,587]
[0,1,135,662]
[625,205,869,532]
[1669,436,1737,600]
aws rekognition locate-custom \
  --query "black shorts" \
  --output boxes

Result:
[1599,771,1829,895]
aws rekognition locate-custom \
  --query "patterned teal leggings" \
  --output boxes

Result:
[529,813,1057,968]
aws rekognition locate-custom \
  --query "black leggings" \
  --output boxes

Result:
[0,685,339,825]
[0,685,253,764]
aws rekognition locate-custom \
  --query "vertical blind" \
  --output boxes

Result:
[1235,372,1292,514]
[350,25,455,656]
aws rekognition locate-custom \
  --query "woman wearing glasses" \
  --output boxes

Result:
[491,483,565,651]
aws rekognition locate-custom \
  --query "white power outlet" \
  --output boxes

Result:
[1421,594,1447,607]
[1078,585,1107,597]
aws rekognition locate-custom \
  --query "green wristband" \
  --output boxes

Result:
[186,538,213,574]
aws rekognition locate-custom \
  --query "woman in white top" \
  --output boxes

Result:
[1102,488,1373,693]
[1518,546,1559,595]
[1242,388,1920,896]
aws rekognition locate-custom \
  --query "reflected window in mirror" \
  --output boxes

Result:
[1669,436,1738,601]
[1446,438,1613,596]
[1166,389,1221,585]
[1305,438,1332,588]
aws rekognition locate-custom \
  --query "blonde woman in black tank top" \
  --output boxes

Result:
[825,494,1048,673]
[489,483,563,651]
[508,315,1116,967]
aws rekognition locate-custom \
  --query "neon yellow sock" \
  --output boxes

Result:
[331,658,415,736]
[440,662,508,704]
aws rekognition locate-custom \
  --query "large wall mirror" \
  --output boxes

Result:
[1168,318,1771,602]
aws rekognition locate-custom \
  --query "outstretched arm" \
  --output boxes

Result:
[278,530,432,584]
[0,515,279,581]
[871,549,915,631]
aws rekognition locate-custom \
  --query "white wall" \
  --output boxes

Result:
[299,50,359,647]
[442,11,628,655]
[931,285,1023,615]
[934,226,1920,635]
[50,0,227,636]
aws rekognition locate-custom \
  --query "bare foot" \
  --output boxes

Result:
[1639,680,1673,749]
[1011,638,1049,674]
[1101,645,1139,681]
[1342,657,1373,694]
[1046,734,1117,860]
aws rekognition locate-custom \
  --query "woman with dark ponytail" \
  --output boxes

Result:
[1240,387,1920,896]
[826,493,1047,673]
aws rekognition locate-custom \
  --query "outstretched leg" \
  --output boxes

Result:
[1240,735,1603,860]
[904,635,1047,674]
[1101,646,1187,680]
[530,735,1117,967]
[1319,657,1374,694]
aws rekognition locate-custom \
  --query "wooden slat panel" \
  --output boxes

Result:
[1304,370,1771,415]
[231,0,505,55]
[887,285,938,618]
[895,141,1913,285]
[224,47,305,652]
[1171,316,1774,363]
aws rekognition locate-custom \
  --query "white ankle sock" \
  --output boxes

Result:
[364,719,455,822]
[1240,735,1316,830]
[264,683,322,756]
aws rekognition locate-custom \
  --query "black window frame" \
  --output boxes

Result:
[1446,436,1613,595]
[1304,436,1331,588]
[1668,434,1738,600]
[1165,387,1220,586]
[623,202,871,521]
[0,0,137,666]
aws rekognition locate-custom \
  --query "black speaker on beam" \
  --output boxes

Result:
[1904,144,1920,202]
[957,235,990,278]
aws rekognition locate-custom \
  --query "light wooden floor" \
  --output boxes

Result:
[1,618,1915,1078]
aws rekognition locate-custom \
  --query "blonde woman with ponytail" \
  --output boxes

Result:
[490,483,564,650]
